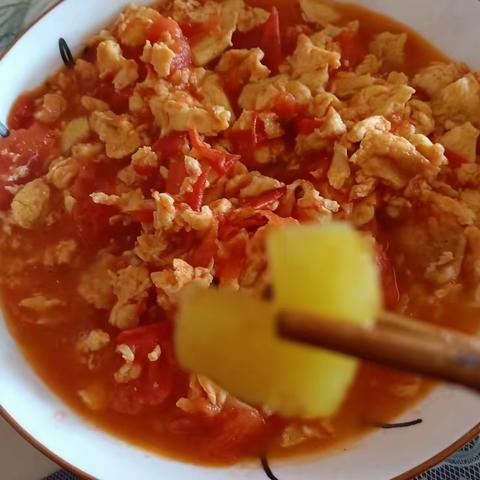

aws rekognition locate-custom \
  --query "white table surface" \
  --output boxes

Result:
[0,417,57,480]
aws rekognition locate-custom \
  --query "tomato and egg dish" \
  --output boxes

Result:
[1,0,480,465]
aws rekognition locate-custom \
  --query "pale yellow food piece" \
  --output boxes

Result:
[176,223,380,418]
[268,223,380,327]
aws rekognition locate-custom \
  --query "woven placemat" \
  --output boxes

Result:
[39,438,480,479]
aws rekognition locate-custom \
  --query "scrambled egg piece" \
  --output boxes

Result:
[412,62,467,98]
[332,73,377,99]
[47,157,80,190]
[407,99,435,136]
[351,130,441,189]
[110,266,152,329]
[347,116,392,143]
[19,295,64,312]
[283,34,341,93]
[35,93,67,124]
[177,374,228,416]
[90,110,142,159]
[328,142,350,189]
[237,6,269,32]
[406,179,475,226]
[190,0,244,66]
[78,254,119,310]
[77,329,111,354]
[62,117,91,153]
[197,71,235,118]
[44,239,78,267]
[349,84,416,119]
[141,41,175,77]
[431,74,480,128]
[81,96,109,112]
[152,258,213,311]
[286,180,339,221]
[115,5,160,47]
[216,48,270,82]
[11,179,50,229]
[369,32,407,67]
[97,39,139,90]
[440,122,480,163]
[356,54,382,75]
[131,146,159,172]
[150,89,231,135]
[226,171,284,198]
[239,74,312,111]
[296,107,346,153]
[309,91,343,117]
[299,0,341,26]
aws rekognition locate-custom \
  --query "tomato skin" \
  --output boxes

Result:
[228,112,267,166]
[335,30,368,69]
[218,211,270,241]
[207,407,266,459]
[188,223,218,268]
[283,25,303,56]
[166,152,210,209]
[171,40,192,72]
[113,322,177,415]
[231,18,263,50]
[166,157,188,195]
[215,233,247,283]
[189,129,240,175]
[148,16,183,42]
[229,127,257,165]
[70,160,120,244]
[169,406,266,461]
[0,188,13,210]
[241,186,287,210]
[129,209,155,224]
[222,407,266,454]
[445,149,467,168]
[72,198,118,245]
[376,243,400,309]
[152,133,187,162]
[184,167,211,211]
[132,159,158,177]
[180,14,220,42]
[260,152,331,185]
[117,322,169,360]
[296,117,324,135]
[0,123,55,210]
[88,82,133,115]
[272,92,302,120]
[232,7,283,74]
[112,360,175,415]
[261,7,283,74]
[0,124,54,177]
[147,16,192,71]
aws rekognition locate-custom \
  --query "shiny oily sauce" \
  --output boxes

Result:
[1,0,479,466]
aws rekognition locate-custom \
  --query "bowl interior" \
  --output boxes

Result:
[1,0,480,479]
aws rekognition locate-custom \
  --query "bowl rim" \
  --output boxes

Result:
[0,1,479,479]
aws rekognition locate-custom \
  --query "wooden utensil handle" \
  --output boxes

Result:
[277,310,480,393]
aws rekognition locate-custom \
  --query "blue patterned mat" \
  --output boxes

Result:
[2,1,480,479]
[38,437,480,479]
[39,438,480,480]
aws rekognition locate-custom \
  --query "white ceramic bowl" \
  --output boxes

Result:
[2,1,480,479]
